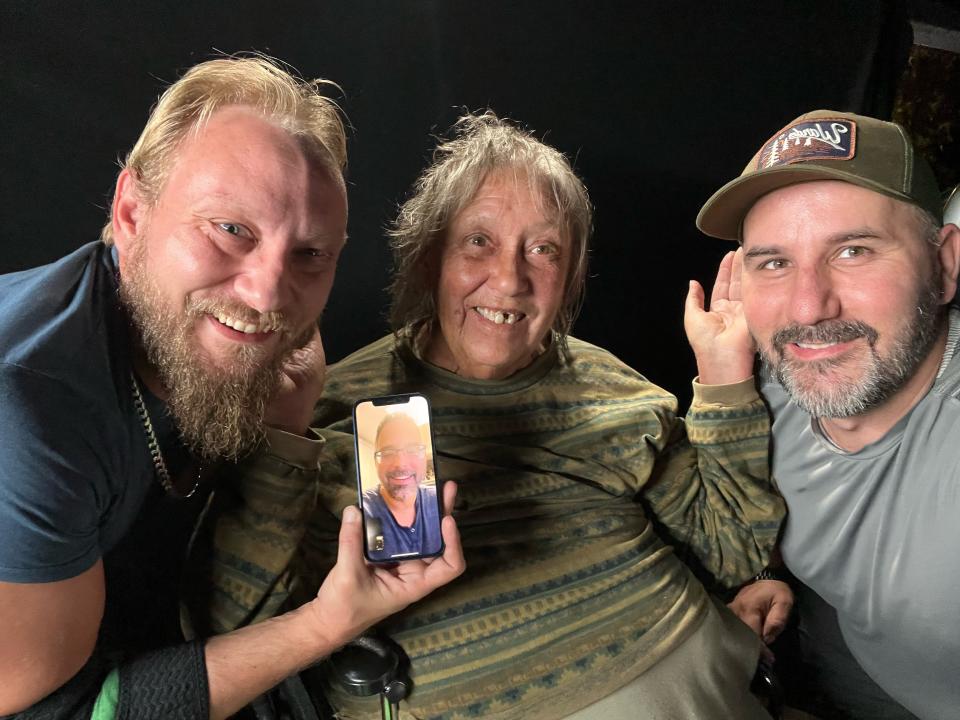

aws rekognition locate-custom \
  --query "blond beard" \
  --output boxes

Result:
[119,241,313,461]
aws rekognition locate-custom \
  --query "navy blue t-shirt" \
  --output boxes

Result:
[361,484,441,561]
[0,242,215,651]
[0,242,154,582]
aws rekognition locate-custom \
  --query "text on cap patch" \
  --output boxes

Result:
[757,119,857,170]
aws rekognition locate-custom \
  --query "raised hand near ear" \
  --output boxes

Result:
[684,249,757,385]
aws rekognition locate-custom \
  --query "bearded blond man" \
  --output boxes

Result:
[0,56,463,720]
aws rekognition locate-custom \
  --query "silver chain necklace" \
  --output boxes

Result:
[130,371,200,498]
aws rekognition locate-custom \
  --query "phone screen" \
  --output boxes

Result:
[353,393,444,562]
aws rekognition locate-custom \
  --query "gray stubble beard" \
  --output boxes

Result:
[760,282,944,419]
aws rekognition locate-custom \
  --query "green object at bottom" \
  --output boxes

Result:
[381,694,398,719]
[90,669,119,720]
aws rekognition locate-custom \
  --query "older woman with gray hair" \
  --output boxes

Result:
[207,111,785,719]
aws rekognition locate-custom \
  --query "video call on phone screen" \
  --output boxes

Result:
[354,395,443,562]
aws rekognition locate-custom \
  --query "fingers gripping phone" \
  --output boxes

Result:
[353,393,444,562]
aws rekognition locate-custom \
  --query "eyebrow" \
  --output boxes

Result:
[192,193,347,245]
[831,228,885,243]
[743,228,887,258]
[743,246,781,259]
[457,211,560,234]
[300,230,348,246]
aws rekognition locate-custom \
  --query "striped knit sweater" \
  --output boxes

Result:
[200,333,784,719]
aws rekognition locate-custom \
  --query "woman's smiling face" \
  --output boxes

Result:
[426,171,568,380]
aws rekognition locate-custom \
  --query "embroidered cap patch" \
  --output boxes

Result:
[756,119,857,170]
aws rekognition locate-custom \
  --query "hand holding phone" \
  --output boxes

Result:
[353,394,444,562]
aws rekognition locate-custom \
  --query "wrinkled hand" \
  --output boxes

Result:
[264,327,327,436]
[307,481,466,650]
[729,579,794,648]
[685,248,757,385]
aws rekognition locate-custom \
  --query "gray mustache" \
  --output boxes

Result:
[772,320,878,352]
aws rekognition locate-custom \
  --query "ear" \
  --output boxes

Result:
[936,223,960,306]
[111,168,146,271]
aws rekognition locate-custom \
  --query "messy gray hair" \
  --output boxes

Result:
[388,111,592,347]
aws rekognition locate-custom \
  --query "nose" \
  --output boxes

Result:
[233,246,293,314]
[788,266,841,326]
[383,457,412,476]
[490,247,530,296]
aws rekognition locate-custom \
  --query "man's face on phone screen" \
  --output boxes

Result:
[374,415,427,502]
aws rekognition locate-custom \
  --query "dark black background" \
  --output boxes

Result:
[1,1,915,404]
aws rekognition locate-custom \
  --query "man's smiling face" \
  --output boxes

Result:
[375,415,427,504]
[740,180,944,418]
[114,105,347,458]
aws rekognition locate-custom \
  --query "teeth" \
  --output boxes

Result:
[214,311,273,334]
[475,307,521,325]
[797,341,838,349]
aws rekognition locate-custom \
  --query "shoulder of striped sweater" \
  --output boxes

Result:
[564,337,681,410]
[314,336,399,426]
[565,335,660,384]
[565,334,617,359]
[324,336,403,393]
[328,333,398,372]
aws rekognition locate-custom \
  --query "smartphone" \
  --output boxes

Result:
[352,393,444,562]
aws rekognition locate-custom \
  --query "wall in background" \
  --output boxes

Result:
[1,1,920,404]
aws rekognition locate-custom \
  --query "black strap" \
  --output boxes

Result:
[116,640,209,720]
[7,641,210,720]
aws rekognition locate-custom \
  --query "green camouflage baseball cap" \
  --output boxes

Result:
[696,109,943,241]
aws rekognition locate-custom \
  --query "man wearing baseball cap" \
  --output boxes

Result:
[692,110,960,720]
